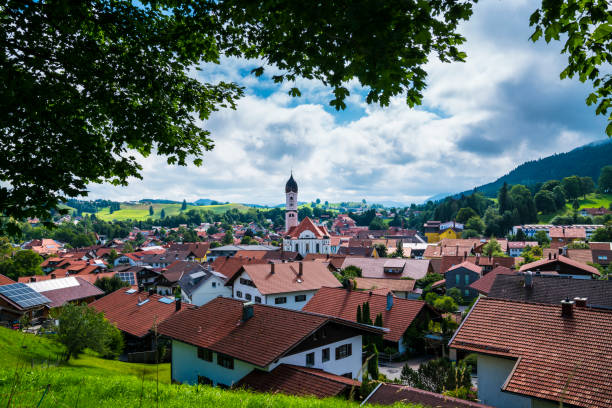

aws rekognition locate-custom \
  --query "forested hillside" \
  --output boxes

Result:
[463,140,612,197]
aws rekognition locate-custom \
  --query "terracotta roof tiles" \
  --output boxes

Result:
[90,289,192,338]
[157,297,382,368]
[235,364,359,398]
[469,266,516,295]
[303,287,428,343]
[364,383,492,407]
[449,297,612,408]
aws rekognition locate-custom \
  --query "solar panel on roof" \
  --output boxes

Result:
[0,283,51,309]
[125,289,137,294]
[158,297,174,304]
[115,272,136,285]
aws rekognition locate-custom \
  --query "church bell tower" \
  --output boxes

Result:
[285,172,298,231]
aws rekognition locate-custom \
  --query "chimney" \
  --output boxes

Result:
[574,297,587,308]
[50,273,56,279]
[524,271,533,288]
[463,251,467,260]
[386,292,394,311]
[270,263,275,274]
[148,287,154,296]
[548,252,552,260]
[242,302,254,321]
[175,298,181,312]
[298,262,303,276]
[30,277,36,283]
[561,298,574,318]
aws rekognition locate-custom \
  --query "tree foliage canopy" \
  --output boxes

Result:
[0,0,477,233]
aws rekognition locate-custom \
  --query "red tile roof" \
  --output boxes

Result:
[469,266,516,295]
[549,227,586,239]
[228,261,341,295]
[303,287,428,343]
[210,256,268,281]
[519,255,600,276]
[440,255,515,274]
[449,297,612,408]
[157,297,382,368]
[235,364,359,398]
[364,383,492,407]
[0,274,15,286]
[285,217,330,239]
[90,289,192,338]
[447,261,483,275]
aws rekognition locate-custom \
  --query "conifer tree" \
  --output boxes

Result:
[357,304,362,324]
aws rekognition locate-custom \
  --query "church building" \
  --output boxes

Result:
[282,174,338,256]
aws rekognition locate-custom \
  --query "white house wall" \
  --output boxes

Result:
[184,277,232,306]
[264,289,318,311]
[275,335,363,380]
[232,272,317,310]
[476,354,559,408]
[171,340,256,387]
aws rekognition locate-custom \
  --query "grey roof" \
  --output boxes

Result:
[488,274,612,309]
[341,258,430,280]
[209,245,279,252]
[178,266,227,297]
[140,251,191,264]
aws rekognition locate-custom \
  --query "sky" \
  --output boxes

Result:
[86,0,608,206]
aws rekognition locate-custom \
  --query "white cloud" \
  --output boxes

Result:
[85,0,606,206]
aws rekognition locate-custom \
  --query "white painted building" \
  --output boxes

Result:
[512,224,603,239]
[179,269,231,306]
[157,297,383,388]
[227,261,341,311]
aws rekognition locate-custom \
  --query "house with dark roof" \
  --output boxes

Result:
[226,261,341,310]
[178,266,230,306]
[519,254,600,278]
[155,261,206,295]
[168,242,210,262]
[469,266,516,296]
[0,283,50,323]
[235,364,360,399]
[303,287,437,355]
[487,273,612,309]
[444,262,483,300]
[157,297,383,387]
[90,288,192,353]
[449,297,612,408]
[362,383,492,407]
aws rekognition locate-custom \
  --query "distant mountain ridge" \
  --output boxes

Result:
[440,139,612,199]
[425,139,612,202]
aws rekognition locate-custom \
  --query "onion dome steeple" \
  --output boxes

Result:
[285,172,298,193]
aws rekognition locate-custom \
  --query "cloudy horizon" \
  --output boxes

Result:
[84,0,608,206]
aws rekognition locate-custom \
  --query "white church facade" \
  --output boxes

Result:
[282,174,338,256]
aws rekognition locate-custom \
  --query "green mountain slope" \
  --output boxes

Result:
[463,139,612,198]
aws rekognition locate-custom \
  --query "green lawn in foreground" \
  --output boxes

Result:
[0,327,420,408]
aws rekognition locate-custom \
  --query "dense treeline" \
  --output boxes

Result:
[65,199,120,215]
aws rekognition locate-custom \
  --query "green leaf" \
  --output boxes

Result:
[592,24,612,42]
[288,87,301,97]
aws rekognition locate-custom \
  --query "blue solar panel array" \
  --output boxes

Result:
[115,272,136,285]
[0,283,50,309]
[158,297,174,304]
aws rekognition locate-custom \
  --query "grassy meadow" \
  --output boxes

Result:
[537,192,612,223]
[92,202,252,221]
[0,327,421,408]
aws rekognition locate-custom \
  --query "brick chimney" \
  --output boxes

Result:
[242,302,254,321]
[524,271,534,288]
[175,298,181,312]
[561,298,574,318]
[270,263,275,274]
[298,261,303,276]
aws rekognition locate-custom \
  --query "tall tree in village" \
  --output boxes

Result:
[498,182,510,215]
[181,200,187,211]
[1,1,608,234]
[149,205,154,216]
[599,166,612,193]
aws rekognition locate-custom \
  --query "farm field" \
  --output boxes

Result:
[537,193,612,223]
[92,203,253,221]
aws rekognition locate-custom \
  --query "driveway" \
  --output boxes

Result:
[379,355,435,381]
